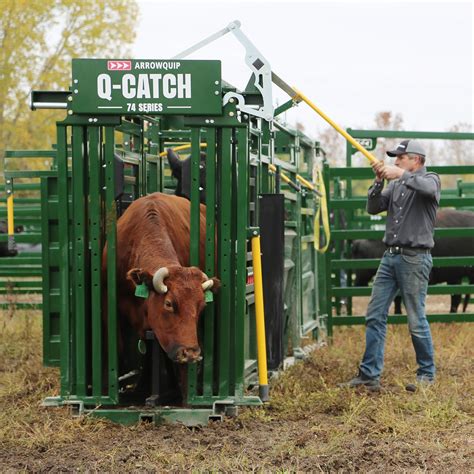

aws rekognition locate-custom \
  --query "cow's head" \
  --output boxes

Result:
[127,265,220,363]
[167,148,206,204]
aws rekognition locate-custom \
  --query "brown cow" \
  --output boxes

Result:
[103,192,220,367]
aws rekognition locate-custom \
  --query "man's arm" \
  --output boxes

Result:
[402,171,441,201]
[367,179,391,214]
[380,165,440,200]
[367,160,391,214]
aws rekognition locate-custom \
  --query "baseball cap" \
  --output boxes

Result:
[386,139,426,157]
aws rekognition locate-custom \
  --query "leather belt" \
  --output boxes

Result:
[386,246,430,256]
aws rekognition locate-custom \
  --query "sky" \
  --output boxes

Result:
[134,0,473,136]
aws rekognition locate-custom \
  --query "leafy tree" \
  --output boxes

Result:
[0,0,138,173]
[371,111,404,162]
[318,126,346,168]
[440,122,473,166]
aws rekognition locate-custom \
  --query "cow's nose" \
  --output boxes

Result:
[176,346,202,364]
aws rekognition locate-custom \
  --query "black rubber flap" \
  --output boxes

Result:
[259,194,285,370]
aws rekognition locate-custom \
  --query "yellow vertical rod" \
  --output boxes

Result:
[7,193,15,252]
[7,194,14,235]
[251,235,269,401]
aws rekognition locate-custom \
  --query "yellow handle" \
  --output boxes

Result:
[7,194,14,236]
[296,174,314,190]
[268,163,292,186]
[158,143,207,158]
[251,235,269,401]
[292,88,379,165]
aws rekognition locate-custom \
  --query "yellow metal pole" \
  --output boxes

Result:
[296,174,314,190]
[292,88,380,165]
[269,163,322,196]
[7,193,15,252]
[251,235,269,402]
[268,163,292,185]
[7,194,14,235]
[296,173,322,193]
[158,142,208,158]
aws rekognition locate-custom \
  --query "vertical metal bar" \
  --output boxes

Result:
[127,132,140,199]
[57,124,71,396]
[89,126,103,396]
[262,120,272,194]
[333,179,342,316]
[147,158,158,194]
[72,125,87,397]
[189,127,201,265]
[154,120,165,193]
[345,135,354,318]
[234,126,248,398]
[139,120,147,197]
[229,131,237,395]
[104,126,118,402]
[294,137,303,342]
[203,128,216,398]
[148,121,161,192]
[41,177,52,366]
[260,163,269,194]
[157,121,164,193]
[275,166,281,194]
[292,136,303,348]
[217,128,232,396]
[323,162,333,338]
[187,127,201,400]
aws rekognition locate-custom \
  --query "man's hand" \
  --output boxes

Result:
[371,160,385,182]
[381,165,405,180]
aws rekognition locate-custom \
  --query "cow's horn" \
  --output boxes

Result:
[202,279,214,291]
[152,267,169,294]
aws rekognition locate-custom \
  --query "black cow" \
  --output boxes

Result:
[0,221,24,257]
[166,149,206,203]
[352,209,474,313]
[430,209,474,312]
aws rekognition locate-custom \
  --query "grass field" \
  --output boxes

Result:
[1,307,472,472]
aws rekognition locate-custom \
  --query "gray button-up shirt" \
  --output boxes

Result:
[367,166,441,248]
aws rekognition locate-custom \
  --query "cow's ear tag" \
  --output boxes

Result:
[135,283,149,299]
[137,339,147,355]
[205,290,213,303]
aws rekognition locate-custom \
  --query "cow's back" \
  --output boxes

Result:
[112,193,207,286]
[433,209,474,257]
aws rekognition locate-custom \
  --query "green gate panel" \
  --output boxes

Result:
[41,176,69,367]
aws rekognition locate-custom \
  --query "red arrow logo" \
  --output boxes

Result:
[107,60,131,71]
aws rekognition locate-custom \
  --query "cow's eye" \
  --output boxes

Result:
[164,300,174,312]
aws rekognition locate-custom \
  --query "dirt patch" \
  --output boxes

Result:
[1,310,473,471]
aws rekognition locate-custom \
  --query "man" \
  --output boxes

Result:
[341,139,441,391]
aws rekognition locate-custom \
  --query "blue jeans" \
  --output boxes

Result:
[359,251,435,380]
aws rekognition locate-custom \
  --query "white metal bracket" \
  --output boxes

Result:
[173,20,274,121]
